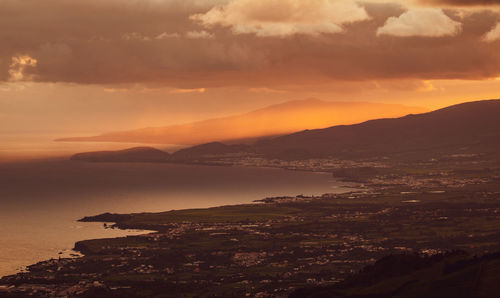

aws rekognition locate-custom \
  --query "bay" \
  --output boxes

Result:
[0,160,350,277]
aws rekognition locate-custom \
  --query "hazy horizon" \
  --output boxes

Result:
[1,97,434,161]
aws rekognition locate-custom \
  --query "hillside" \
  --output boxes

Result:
[291,251,500,298]
[169,142,253,162]
[70,147,170,163]
[70,100,500,163]
[56,99,427,145]
[254,99,500,160]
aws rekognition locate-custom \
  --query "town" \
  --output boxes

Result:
[3,169,500,297]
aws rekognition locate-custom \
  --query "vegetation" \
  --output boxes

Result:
[5,176,500,296]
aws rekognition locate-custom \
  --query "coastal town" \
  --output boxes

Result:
[3,168,500,297]
[2,150,500,297]
[174,150,499,191]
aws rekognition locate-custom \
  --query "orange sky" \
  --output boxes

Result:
[1,0,500,136]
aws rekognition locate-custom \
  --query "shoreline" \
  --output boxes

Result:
[0,221,153,279]
[3,183,500,296]
[0,159,348,281]
[4,152,500,296]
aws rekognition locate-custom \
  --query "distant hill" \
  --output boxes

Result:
[170,142,253,162]
[71,147,170,163]
[70,99,500,162]
[56,99,428,145]
[290,251,500,298]
[254,99,500,160]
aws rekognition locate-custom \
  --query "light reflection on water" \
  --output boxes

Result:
[0,160,351,277]
[0,221,147,277]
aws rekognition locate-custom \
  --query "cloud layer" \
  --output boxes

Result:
[421,0,500,6]
[377,8,462,37]
[191,0,370,37]
[483,22,500,41]
[0,0,499,87]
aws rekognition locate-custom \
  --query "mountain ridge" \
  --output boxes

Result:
[56,98,428,145]
[253,99,500,159]
[69,99,500,163]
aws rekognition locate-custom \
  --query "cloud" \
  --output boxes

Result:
[155,32,181,39]
[8,55,37,81]
[249,87,287,94]
[483,21,500,41]
[169,87,206,94]
[186,30,214,39]
[123,30,212,40]
[190,0,370,37]
[420,0,500,6]
[122,32,152,41]
[377,8,462,37]
[0,0,500,87]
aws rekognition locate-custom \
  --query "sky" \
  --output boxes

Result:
[2,0,500,136]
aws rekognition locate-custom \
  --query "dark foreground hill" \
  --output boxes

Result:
[71,147,170,163]
[255,99,500,160]
[291,251,500,298]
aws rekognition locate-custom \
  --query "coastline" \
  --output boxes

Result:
[4,183,500,297]
[4,185,500,296]
[0,221,150,279]
[4,152,500,296]
[0,159,345,282]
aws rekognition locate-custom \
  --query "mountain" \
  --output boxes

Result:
[70,147,170,163]
[70,99,500,163]
[56,99,428,145]
[254,99,500,160]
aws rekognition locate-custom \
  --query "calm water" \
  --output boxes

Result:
[0,160,350,277]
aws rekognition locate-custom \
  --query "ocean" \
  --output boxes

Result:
[0,159,350,277]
